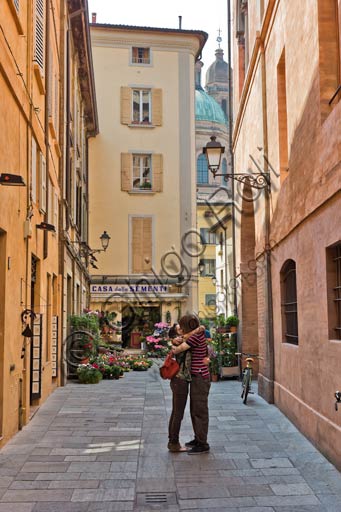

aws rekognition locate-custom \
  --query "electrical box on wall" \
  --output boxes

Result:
[24,219,32,239]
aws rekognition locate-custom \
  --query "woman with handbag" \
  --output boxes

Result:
[167,323,192,452]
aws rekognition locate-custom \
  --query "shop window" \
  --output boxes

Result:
[280,259,298,344]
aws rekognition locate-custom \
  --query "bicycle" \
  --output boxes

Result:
[235,352,262,405]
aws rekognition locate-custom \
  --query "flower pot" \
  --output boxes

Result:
[220,366,239,378]
[211,374,219,382]
[230,326,237,333]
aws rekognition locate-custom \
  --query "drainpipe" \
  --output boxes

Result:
[259,39,274,403]
[227,0,237,317]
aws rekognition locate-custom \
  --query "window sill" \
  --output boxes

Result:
[33,63,45,95]
[7,0,24,34]
[128,123,155,129]
[130,62,152,67]
[128,190,156,195]
[329,338,341,344]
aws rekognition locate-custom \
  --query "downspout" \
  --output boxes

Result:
[58,1,66,387]
[259,40,275,403]
[43,0,51,259]
[227,0,237,317]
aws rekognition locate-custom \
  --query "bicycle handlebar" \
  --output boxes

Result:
[235,352,263,359]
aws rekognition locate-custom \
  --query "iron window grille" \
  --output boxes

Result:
[281,259,298,344]
[333,243,341,339]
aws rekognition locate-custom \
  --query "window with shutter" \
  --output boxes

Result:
[53,190,58,233]
[39,153,46,213]
[48,179,53,226]
[152,154,163,192]
[131,217,153,274]
[121,153,132,191]
[132,47,151,64]
[14,0,19,11]
[34,0,45,73]
[151,89,162,126]
[120,87,131,125]
[31,138,37,203]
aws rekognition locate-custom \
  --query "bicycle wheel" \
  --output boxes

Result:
[242,369,251,405]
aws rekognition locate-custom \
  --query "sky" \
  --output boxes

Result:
[87,0,231,80]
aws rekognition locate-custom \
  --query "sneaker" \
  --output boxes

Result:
[185,439,198,447]
[187,443,210,455]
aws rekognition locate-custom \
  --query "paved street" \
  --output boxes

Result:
[0,363,341,512]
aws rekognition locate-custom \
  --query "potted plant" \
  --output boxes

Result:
[215,314,229,333]
[209,354,220,382]
[140,181,152,190]
[218,333,239,378]
[77,364,103,384]
[226,315,239,333]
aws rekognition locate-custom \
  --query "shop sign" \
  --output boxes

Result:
[90,284,169,294]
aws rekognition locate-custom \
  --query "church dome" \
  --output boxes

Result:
[195,89,226,125]
[206,48,228,85]
[195,60,226,125]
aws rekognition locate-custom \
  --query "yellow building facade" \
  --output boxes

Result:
[89,23,207,345]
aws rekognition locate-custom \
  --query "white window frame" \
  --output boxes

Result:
[132,89,151,124]
[132,154,152,190]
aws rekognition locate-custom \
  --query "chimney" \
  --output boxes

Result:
[92,12,97,24]
[178,16,182,29]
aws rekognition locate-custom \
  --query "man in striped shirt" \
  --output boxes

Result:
[171,314,211,454]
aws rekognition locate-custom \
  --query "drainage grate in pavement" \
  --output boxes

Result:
[136,492,178,509]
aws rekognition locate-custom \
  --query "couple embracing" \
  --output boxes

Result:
[167,314,210,454]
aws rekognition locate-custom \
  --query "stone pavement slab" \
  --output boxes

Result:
[0,365,340,511]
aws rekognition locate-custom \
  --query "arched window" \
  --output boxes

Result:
[221,158,227,184]
[197,154,208,184]
[280,259,298,344]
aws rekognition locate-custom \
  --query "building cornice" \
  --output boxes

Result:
[90,25,207,60]
[232,0,278,149]
[68,0,99,136]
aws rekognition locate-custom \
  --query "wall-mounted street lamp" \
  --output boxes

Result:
[65,231,111,269]
[0,173,26,186]
[98,230,111,252]
[198,260,205,275]
[36,222,56,232]
[203,136,270,191]
[212,275,217,285]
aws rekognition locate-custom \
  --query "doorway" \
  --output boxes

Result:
[122,305,161,348]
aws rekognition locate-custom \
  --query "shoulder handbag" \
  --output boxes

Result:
[159,353,180,380]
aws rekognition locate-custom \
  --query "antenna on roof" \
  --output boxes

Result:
[178,16,182,29]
